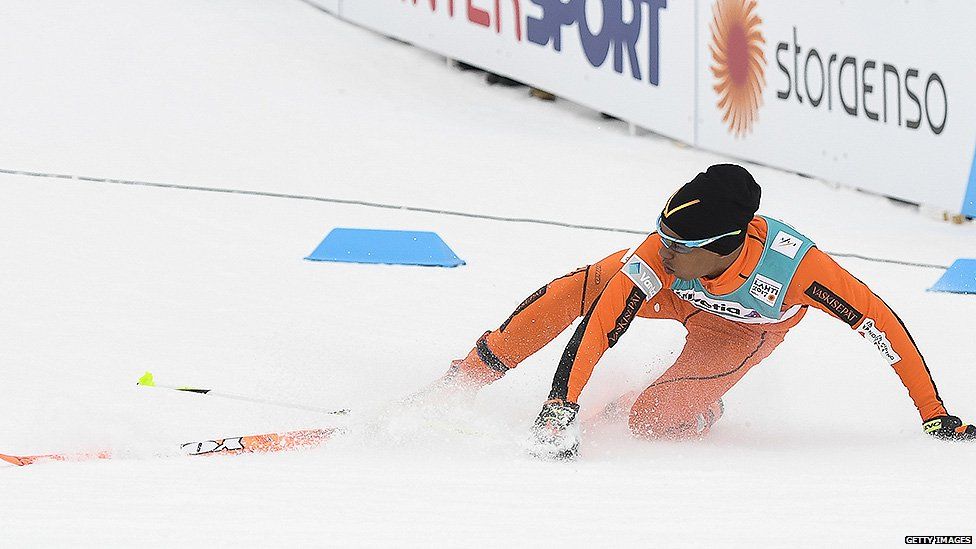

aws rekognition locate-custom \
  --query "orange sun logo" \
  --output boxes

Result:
[709,0,766,137]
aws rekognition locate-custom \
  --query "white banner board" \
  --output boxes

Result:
[335,0,976,215]
[694,0,976,215]
[342,0,697,143]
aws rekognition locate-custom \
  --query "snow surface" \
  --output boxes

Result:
[1,1,974,546]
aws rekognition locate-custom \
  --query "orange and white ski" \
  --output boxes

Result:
[181,427,339,457]
[0,427,340,467]
[0,450,112,467]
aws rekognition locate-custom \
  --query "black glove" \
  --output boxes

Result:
[923,415,976,441]
[527,399,581,460]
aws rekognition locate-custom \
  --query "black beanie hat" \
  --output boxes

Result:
[659,164,761,256]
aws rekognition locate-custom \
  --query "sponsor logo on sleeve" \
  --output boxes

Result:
[804,282,864,327]
[856,317,902,365]
[771,230,802,259]
[749,274,783,307]
[607,287,645,347]
[623,255,663,301]
[500,285,548,332]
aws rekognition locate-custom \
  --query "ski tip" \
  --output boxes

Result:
[137,371,155,387]
[0,453,28,466]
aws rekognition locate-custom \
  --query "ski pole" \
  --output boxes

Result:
[136,372,350,416]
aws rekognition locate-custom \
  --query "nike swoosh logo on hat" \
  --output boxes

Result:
[662,192,701,218]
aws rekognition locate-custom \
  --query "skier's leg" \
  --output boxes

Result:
[628,311,799,439]
[580,291,701,425]
[449,250,628,386]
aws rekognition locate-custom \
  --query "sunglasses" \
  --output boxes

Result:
[655,215,742,254]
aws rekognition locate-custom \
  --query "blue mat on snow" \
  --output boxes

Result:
[305,228,465,267]
[928,259,976,294]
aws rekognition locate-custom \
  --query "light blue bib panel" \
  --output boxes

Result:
[669,217,816,324]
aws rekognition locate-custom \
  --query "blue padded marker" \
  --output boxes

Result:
[928,259,976,294]
[305,228,465,268]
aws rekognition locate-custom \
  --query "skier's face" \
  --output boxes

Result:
[657,221,732,280]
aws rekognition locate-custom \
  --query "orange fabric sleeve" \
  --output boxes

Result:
[786,247,947,420]
[483,250,629,369]
[550,235,674,403]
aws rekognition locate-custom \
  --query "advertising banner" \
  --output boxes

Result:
[342,0,697,142]
[694,0,976,215]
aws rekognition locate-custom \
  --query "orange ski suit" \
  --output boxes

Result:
[461,217,946,438]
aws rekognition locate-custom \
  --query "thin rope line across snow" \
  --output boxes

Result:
[0,167,950,270]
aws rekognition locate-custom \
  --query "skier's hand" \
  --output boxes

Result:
[923,415,976,441]
[527,399,581,460]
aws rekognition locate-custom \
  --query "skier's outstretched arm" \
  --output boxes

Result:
[787,247,973,439]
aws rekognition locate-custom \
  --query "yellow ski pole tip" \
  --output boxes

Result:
[137,372,156,387]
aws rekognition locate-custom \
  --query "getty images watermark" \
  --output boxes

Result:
[905,536,972,545]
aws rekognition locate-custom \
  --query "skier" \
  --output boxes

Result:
[420,164,974,458]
